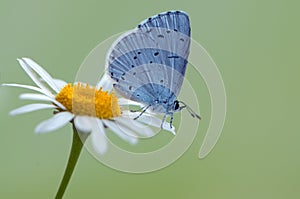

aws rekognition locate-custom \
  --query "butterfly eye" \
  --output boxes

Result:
[174,101,180,110]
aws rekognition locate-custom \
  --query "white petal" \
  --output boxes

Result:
[19,93,66,110]
[22,58,60,93]
[118,98,144,107]
[17,59,53,95]
[35,112,74,134]
[2,83,54,97]
[97,74,113,91]
[52,79,68,91]
[114,117,155,138]
[20,93,52,101]
[91,119,107,154]
[160,121,176,135]
[103,120,137,144]
[9,103,56,116]
[74,116,93,133]
[123,110,176,135]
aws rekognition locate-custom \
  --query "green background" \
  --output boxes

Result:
[1,0,299,198]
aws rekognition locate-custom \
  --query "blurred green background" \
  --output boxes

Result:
[1,0,299,198]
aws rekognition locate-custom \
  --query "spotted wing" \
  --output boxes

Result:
[106,10,191,105]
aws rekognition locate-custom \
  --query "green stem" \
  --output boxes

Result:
[55,124,88,199]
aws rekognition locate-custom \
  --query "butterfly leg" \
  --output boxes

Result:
[160,114,168,129]
[133,104,152,120]
[169,113,174,129]
[160,112,174,129]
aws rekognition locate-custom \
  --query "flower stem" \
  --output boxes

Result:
[55,124,88,199]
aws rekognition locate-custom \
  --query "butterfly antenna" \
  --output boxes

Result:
[178,101,202,120]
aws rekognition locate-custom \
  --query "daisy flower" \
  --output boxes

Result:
[2,57,175,198]
[3,57,175,154]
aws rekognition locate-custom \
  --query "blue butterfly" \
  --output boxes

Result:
[107,10,201,129]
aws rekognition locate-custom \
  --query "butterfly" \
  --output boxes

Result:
[106,10,201,129]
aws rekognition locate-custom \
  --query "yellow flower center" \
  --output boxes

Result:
[55,83,121,119]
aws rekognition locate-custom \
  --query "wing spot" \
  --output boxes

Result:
[131,65,135,68]
[148,17,152,21]
[166,30,171,33]
[180,38,184,42]
[133,56,137,59]
[138,24,141,28]
[110,72,114,77]
[149,61,153,63]
[121,76,125,80]
[154,52,159,56]
[137,51,141,54]
[129,86,132,90]
[160,79,163,83]
[157,34,164,38]
[133,72,136,75]
[174,29,178,32]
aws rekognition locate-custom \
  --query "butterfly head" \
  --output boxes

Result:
[172,100,181,112]
[174,100,202,119]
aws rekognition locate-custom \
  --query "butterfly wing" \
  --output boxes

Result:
[137,11,191,98]
[106,10,191,107]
